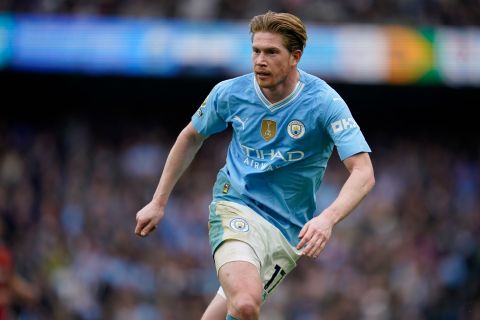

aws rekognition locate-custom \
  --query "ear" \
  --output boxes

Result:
[290,49,302,66]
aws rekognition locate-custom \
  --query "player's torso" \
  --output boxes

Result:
[224,76,331,173]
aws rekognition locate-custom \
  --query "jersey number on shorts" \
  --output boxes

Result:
[264,264,286,294]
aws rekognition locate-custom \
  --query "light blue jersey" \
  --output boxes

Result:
[192,69,371,248]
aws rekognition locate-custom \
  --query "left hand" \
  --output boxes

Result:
[296,214,334,258]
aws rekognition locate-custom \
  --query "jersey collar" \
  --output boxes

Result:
[254,75,305,112]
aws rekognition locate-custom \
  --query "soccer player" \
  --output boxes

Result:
[135,11,375,320]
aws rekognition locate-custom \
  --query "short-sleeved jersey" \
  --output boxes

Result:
[192,69,371,246]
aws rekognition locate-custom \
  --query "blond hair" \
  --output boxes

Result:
[249,11,307,53]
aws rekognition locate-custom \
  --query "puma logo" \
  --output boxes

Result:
[233,116,248,130]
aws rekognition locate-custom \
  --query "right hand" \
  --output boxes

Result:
[135,202,165,237]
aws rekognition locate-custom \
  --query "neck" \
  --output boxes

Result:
[261,69,300,104]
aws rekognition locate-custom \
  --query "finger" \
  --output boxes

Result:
[298,223,309,239]
[302,242,313,256]
[297,236,309,250]
[297,226,310,249]
[135,219,149,235]
[312,239,327,258]
[303,237,320,256]
[140,222,157,237]
[311,243,323,258]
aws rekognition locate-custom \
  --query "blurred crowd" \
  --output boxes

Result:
[0,118,479,320]
[1,0,480,26]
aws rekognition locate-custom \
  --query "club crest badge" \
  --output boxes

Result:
[287,120,305,139]
[229,218,249,232]
[261,119,277,142]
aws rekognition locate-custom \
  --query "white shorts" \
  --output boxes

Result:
[210,201,302,301]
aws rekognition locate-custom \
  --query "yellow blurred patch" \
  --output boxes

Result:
[386,26,433,84]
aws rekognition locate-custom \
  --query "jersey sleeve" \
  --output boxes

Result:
[323,95,371,161]
[191,81,230,137]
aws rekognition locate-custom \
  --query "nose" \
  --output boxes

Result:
[255,52,267,66]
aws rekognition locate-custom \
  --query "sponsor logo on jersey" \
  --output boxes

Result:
[287,120,305,139]
[331,118,358,133]
[240,144,305,171]
[261,119,276,141]
[229,218,249,232]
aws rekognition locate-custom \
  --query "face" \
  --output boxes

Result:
[252,32,300,90]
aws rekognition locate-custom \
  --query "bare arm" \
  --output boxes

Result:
[135,122,207,237]
[319,152,375,225]
[297,152,375,257]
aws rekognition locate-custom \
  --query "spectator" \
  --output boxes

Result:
[0,119,478,319]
